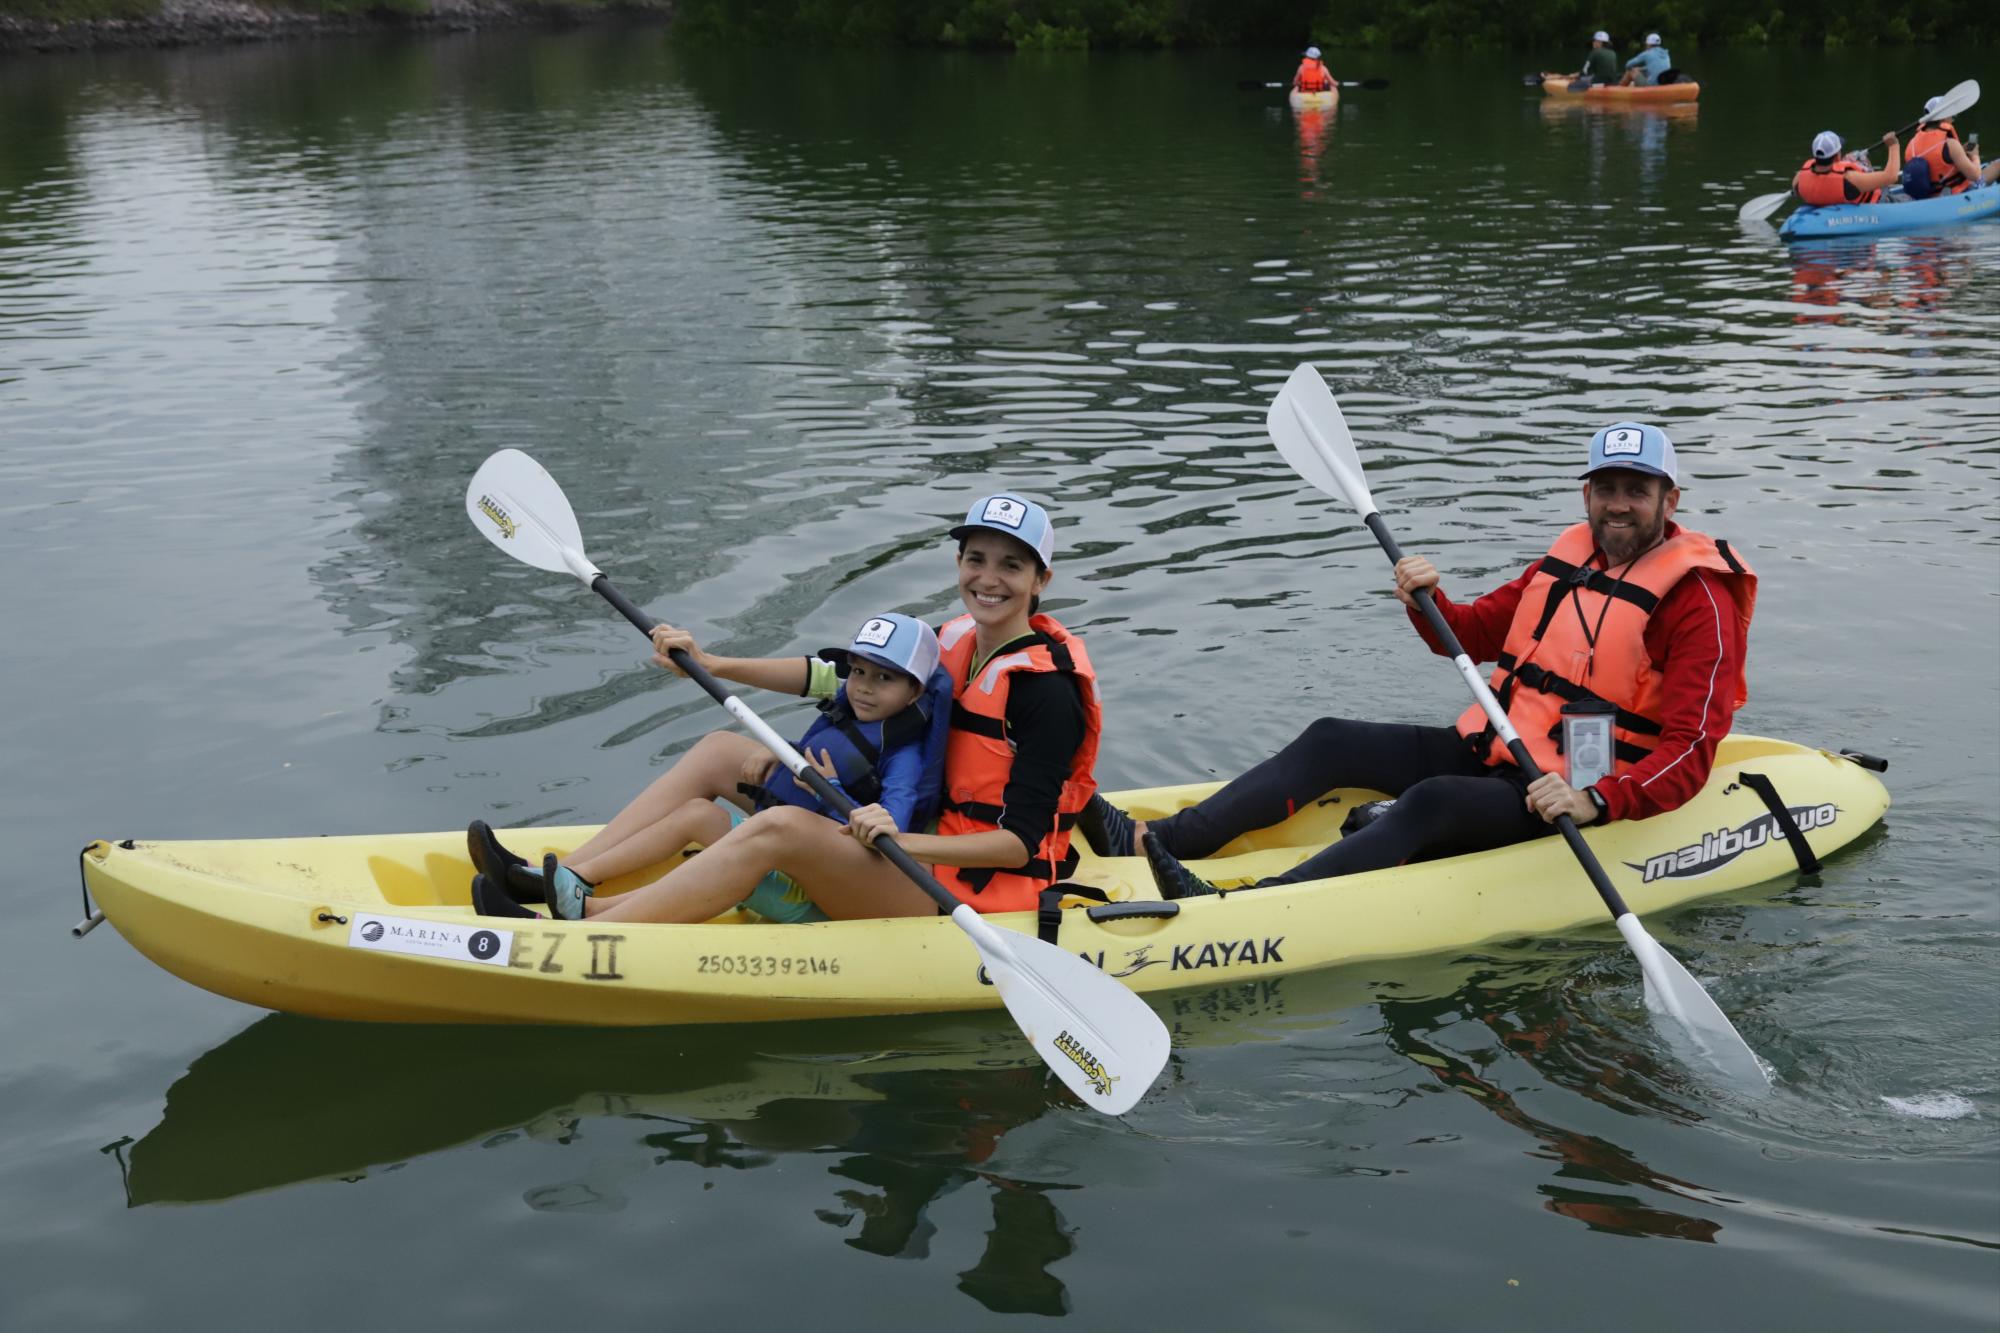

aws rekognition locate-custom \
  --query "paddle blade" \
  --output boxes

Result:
[1267,363,1377,515]
[1925,78,1979,124]
[957,907,1168,1115]
[466,449,600,585]
[1738,191,1791,223]
[1615,914,1770,1090]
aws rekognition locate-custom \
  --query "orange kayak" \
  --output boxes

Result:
[1541,75,1699,103]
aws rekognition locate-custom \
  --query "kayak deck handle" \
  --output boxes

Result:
[1838,749,1890,772]
[73,842,109,938]
[1087,900,1181,923]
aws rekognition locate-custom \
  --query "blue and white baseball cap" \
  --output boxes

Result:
[1644,31,1661,45]
[1304,45,1321,58]
[823,612,940,684]
[1811,130,1844,161]
[949,493,1056,566]
[1582,422,1678,484]
[1592,29,1609,41]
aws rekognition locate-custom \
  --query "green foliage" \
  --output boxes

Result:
[0,0,159,19]
[0,0,648,19]
[670,0,1997,47]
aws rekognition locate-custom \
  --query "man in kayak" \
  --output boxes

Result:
[1902,96,1984,198]
[1079,425,1757,901]
[1618,33,1671,87]
[1292,46,1334,94]
[474,494,1104,924]
[1794,130,1903,207]
[1573,31,1619,87]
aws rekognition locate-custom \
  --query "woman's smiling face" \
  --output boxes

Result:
[956,530,1050,627]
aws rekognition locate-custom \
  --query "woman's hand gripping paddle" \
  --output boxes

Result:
[1264,367,1770,1090]
[1738,78,1980,222]
[465,449,1169,1115]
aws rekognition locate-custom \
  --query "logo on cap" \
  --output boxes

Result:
[981,497,1027,529]
[854,617,896,648]
[1602,427,1645,457]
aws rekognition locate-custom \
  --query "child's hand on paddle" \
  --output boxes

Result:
[806,747,839,780]
[845,803,900,848]
[649,623,710,676]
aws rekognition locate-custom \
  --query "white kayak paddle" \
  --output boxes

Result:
[1738,78,1980,222]
[465,449,1170,1115]
[1265,365,1770,1090]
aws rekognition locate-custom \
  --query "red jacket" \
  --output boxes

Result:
[1410,523,1747,822]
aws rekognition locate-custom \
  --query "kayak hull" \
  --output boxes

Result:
[83,735,1888,1027]
[1541,75,1699,103]
[1288,88,1338,111]
[1780,184,2000,240]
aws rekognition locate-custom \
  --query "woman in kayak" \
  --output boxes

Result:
[1903,98,1984,198]
[1793,130,1903,207]
[1292,46,1334,94]
[472,494,1102,925]
[470,611,953,924]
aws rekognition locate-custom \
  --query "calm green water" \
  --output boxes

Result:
[4,34,1997,1327]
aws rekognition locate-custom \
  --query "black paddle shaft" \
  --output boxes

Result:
[586,574,961,916]
[1361,512,1637,920]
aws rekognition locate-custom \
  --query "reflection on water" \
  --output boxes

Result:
[1787,235,1971,323]
[1291,101,1334,194]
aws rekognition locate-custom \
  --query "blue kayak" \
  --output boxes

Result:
[1781,184,2000,240]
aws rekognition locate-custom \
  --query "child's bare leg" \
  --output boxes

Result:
[570,799,733,885]
[586,806,935,924]
[565,731,765,866]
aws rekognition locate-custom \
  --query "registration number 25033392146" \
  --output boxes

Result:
[697,953,841,978]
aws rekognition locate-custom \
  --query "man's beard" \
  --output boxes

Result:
[1593,511,1665,566]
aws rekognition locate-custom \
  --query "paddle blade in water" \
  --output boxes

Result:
[1615,914,1770,1089]
[956,906,1168,1115]
[1738,192,1791,223]
[1267,363,1377,515]
[466,449,600,585]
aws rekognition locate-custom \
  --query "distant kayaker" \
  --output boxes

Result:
[1292,46,1335,94]
[471,495,1104,925]
[1619,33,1671,87]
[1077,426,1757,902]
[1902,97,1984,198]
[1793,131,1903,207]
[1575,31,1619,87]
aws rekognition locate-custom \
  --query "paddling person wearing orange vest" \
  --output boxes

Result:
[1793,130,1903,208]
[1902,96,1984,198]
[472,494,1103,925]
[1292,46,1335,94]
[1079,426,1756,901]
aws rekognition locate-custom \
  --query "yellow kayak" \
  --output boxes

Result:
[80,735,1887,1027]
[1288,88,1338,111]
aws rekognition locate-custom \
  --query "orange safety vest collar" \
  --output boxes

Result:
[933,613,1103,914]
[1294,59,1333,91]
[1794,157,1878,207]
[1456,523,1756,777]
[1909,124,1970,194]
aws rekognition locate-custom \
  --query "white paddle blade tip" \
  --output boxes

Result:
[1267,363,1376,515]
[1615,915,1771,1091]
[465,449,599,583]
[976,924,1170,1115]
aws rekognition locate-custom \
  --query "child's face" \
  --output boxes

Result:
[846,659,922,721]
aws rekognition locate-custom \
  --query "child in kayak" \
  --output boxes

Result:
[1793,130,1903,207]
[469,612,953,924]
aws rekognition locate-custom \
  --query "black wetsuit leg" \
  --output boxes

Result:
[1259,768,1548,884]
[1147,719,1485,858]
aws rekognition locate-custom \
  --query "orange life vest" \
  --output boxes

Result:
[1908,124,1970,195]
[1794,157,1878,207]
[1456,523,1756,778]
[933,613,1102,913]
[1294,59,1333,92]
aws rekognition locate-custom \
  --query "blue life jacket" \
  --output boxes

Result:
[754,667,954,828]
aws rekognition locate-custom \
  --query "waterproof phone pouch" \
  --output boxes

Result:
[1561,700,1617,789]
